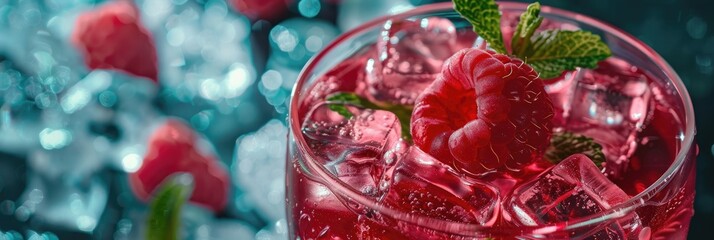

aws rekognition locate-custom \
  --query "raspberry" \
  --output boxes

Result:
[228,0,292,21]
[411,48,554,175]
[72,1,158,82]
[129,119,231,212]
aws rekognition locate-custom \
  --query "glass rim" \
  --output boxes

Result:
[288,1,696,235]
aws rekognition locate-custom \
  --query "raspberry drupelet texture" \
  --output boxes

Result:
[72,1,158,82]
[411,48,554,175]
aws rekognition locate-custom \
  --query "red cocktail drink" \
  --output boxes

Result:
[286,2,696,239]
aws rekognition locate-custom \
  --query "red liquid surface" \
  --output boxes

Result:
[288,17,695,240]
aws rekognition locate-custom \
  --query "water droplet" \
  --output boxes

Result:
[686,17,708,39]
[39,128,72,150]
[0,200,15,215]
[298,0,321,18]
[697,55,714,75]
[76,215,97,232]
[121,153,142,173]
[639,227,651,240]
[98,91,117,108]
[15,205,31,222]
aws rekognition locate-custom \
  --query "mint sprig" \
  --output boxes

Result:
[545,132,606,168]
[521,30,612,78]
[146,174,194,240]
[453,0,506,53]
[327,92,413,141]
[454,1,612,78]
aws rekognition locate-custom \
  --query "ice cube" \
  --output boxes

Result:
[150,0,264,148]
[0,24,85,155]
[365,16,463,105]
[380,147,499,225]
[255,219,288,240]
[560,58,653,178]
[113,202,243,240]
[302,102,403,196]
[19,159,108,233]
[11,69,160,233]
[0,0,86,79]
[58,70,160,173]
[544,70,581,126]
[233,119,289,222]
[156,0,255,97]
[0,58,43,154]
[506,154,640,238]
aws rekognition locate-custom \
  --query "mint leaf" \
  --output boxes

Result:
[453,0,506,53]
[511,2,543,56]
[327,93,362,118]
[146,174,194,240]
[327,92,413,141]
[545,132,606,168]
[521,30,612,78]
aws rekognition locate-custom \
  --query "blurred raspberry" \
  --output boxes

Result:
[228,0,293,21]
[72,1,158,82]
[129,119,231,213]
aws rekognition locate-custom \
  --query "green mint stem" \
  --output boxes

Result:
[146,173,194,240]
[512,2,544,57]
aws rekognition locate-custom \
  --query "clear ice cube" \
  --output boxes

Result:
[558,58,653,178]
[150,0,263,145]
[365,16,465,105]
[302,102,403,196]
[59,70,160,173]
[21,147,108,232]
[233,119,289,222]
[381,147,499,225]
[507,154,640,238]
[255,219,288,240]
[12,70,160,233]
[0,59,43,154]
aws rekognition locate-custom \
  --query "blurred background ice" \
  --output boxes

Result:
[0,0,712,239]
